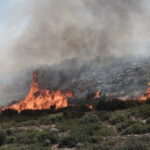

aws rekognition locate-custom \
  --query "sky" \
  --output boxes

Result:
[0,0,28,80]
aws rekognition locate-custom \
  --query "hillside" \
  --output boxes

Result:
[0,101,150,150]
[1,58,150,108]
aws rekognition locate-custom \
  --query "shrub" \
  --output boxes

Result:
[17,120,37,127]
[116,119,136,132]
[78,141,116,150]
[6,136,16,144]
[96,99,140,111]
[115,136,150,150]
[1,109,18,117]
[58,136,76,148]
[6,129,13,136]
[98,111,110,121]
[122,123,150,135]
[79,114,100,124]
[0,130,7,145]
[146,118,150,124]
[39,113,63,125]
[58,114,114,146]
[16,129,39,144]
[63,105,90,119]
[38,129,59,144]
[109,114,128,125]
[20,144,50,150]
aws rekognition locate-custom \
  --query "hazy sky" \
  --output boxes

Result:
[0,0,27,79]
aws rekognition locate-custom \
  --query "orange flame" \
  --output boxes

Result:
[94,89,101,99]
[88,105,93,109]
[1,72,73,113]
[140,82,150,101]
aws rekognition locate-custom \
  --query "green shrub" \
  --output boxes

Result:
[146,118,150,124]
[39,113,63,125]
[109,114,128,125]
[38,129,59,144]
[62,105,90,119]
[96,99,140,111]
[78,141,116,150]
[6,136,16,144]
[98,111,110,121]
[58,136,76,148]
[122,123,150,135]
[6,129,13,136]
[16,129,39,144]
[79,114,100,124]
[117,119,136,132]
[20,144,50,150]
[17,120,37,127]
[115,136,150,150]
[0,130,7,145]
[58,114,114,146]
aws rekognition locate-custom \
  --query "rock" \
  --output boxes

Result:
[143,120,146,124]
[44,139,51,147]
[77,143,83,148]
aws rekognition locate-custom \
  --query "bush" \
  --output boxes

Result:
[39,114,63,125]
[78,141,116,150]
[98,111,110,121]
[115,136,150,150]
[38,129,59,144]
[1,109,18,117]
[58,136,76,148]
[122,123,150,135]
[79,114,100,124]
[16,129,39,144]
[109,114,128,125]
[58,114,114,146]
[96,99,140,111]
[146,118,150,124]
[20,144,50,150]
[116,119,136,132]
[17,120,37,127]
[6,136,16,144]
[63,105,90,119]
[0,130,7,145]
[6,129,13,136]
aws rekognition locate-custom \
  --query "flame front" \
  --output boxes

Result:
[94,89,101,99]
[1,72,73,113]
[140,82,150,101]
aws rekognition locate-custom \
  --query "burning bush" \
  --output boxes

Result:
[1,72,73,113]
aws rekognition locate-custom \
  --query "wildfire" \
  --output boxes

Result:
[140,82,150,101]
[88,105,93,109]
[94,89,101,99]
[1,72,73,113]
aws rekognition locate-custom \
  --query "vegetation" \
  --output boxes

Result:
[0,102,149,149]
[115,136,150,150]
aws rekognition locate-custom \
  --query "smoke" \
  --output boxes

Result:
[1,0,150,106]
[0,0,149,73]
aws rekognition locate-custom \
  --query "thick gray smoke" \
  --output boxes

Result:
[0,0,150,106]
[2,0,150,72]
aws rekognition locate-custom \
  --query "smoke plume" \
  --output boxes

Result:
[1,0,150,73]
